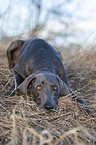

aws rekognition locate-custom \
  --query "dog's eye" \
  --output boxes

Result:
[53,86,58,91]
[36,85,42,90]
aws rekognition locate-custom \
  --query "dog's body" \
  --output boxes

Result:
[7,38,90,112]
[13,38,68,85]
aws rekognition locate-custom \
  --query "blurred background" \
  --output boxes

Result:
[0,0,96,52]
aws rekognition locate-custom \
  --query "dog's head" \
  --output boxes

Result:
[17,72,70,109]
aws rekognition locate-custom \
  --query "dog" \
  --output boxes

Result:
[7,38,91,113]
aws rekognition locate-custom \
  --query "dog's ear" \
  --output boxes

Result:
[60,80,70,97]
[17,73,35,94]
[56,76,70,97]
[7,40,24,69]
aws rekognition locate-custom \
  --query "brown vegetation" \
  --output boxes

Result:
[0,43,96,145]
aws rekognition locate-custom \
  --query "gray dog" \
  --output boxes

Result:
[7,38,90,113]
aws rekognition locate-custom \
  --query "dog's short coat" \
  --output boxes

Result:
[7,38,90,112]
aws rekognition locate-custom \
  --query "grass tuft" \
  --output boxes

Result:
[0,45,96,145]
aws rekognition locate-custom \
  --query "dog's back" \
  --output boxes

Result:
[13,38,65,79]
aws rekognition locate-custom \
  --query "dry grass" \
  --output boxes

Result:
[0,44,96,145]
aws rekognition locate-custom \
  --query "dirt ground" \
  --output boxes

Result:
[0,41,96,145]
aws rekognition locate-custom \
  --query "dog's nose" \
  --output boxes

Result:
[44,102,54,110]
